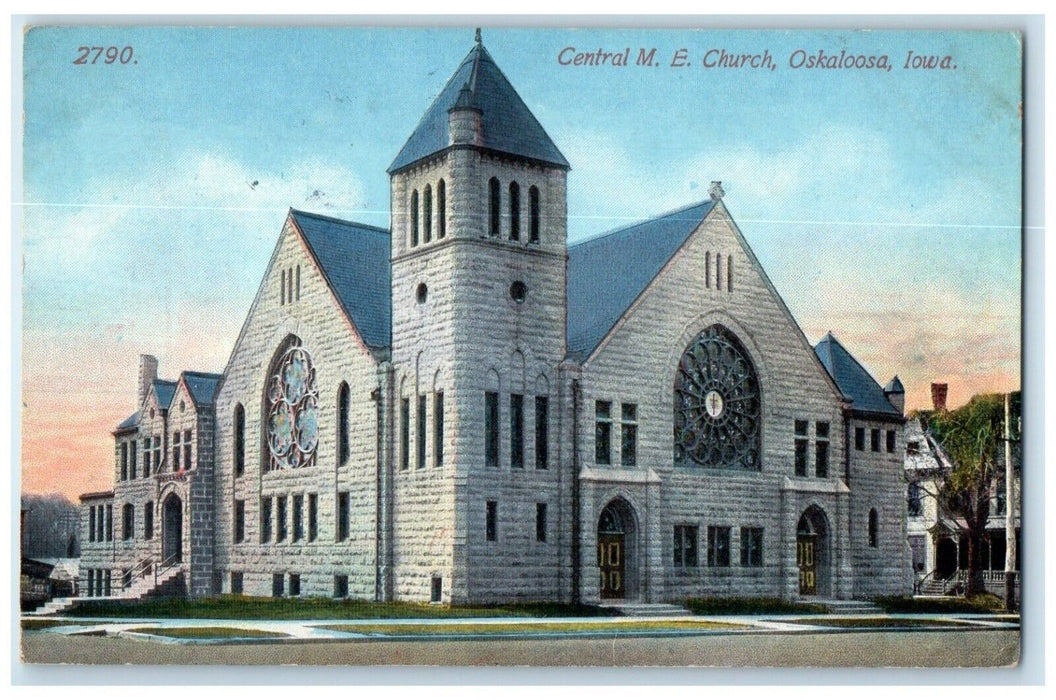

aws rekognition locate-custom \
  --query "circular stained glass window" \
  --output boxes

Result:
[674,324,761,470]
[266,345,318,470]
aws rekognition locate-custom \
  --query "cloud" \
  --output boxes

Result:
[20,150,369,499]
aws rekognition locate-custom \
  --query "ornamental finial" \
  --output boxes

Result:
[475,27,482,44]
[709,180,725,202]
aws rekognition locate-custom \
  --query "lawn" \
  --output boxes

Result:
[874,595,1007,614]
[782,617,974,629]
[317,619,747,636]
[130,626,289,639]
[683,597,828,616]
[64,596,619,620]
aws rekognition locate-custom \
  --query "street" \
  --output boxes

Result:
[21,627,1019,668]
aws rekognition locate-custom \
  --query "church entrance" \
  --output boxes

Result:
[597,499,638,600]
[162,494,183,564]
[797,506,830,597]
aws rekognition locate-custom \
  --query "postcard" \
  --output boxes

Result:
[17,24,1023,669]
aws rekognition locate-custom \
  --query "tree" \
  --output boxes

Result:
[20,493,81,559]
[924,393,1015,598]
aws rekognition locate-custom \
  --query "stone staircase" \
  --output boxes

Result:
[818,599,885,615]
[917,578,951,597]
[607,602,692,617]
[28,566,184,616]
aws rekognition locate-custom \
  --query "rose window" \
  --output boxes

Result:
[266,345,318,470]
[674,324,761,470]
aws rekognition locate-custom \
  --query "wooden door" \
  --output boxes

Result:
[598,534,625,599]
[797,534,817,595]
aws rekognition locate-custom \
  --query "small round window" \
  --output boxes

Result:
[416,283,428,304]
[509,281,527,304]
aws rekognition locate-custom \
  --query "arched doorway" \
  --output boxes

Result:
[797,506,831,597]
[597,499,638,601]
[162,494,183,564]
[936,538,957,579]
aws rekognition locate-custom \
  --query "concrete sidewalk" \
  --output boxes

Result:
[23,612,1020,645]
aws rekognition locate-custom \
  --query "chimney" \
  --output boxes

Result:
[930,382,948,413]
[138,354,158,408]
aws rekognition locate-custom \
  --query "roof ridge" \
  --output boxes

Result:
[569,199,713,250]
[289,209,390,234]
[182,370,222,378]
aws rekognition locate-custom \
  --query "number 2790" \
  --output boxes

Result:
[73,46,135,65]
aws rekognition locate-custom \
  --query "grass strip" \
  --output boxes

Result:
[318,620,746,635]
[781,617,974,629]
[21,619,96,631]
[130,627,290,639]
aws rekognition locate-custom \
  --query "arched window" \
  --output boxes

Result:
[423,185,432,243]
[868,508,878,547]
[233,403,245,477]
[726,255,733,293]
[529,186,540,242]
[509,181,520,240]
[263,335,318,471]
[410,189,419,247]
[338,382,350,466]
[716,253,723,290]
[674,324,761,470]
[488,177,501,236]
[437,179,446,239]
[705,252,711,288]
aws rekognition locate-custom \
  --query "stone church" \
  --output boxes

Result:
[78,34,909,605]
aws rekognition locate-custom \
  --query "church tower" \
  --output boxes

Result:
[387,31,571,603]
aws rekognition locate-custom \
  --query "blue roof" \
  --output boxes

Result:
[291,210,392,349]
[388,41,568,173]
[814,333,901,416]
[153,380,177,409]
[183,372,222,407]
[566,200,716,360]
[885,375,905,394]
[115,411,139,432]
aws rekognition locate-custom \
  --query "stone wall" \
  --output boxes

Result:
[577,203,861,602]
[212,215,382,600]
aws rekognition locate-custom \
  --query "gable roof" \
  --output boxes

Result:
[182,372,223,407]
[566,200,716,360]
[290,209,392,350]
[388,40,569,174]
[814,332,900,417]
[152,380,177,410]
[115,411,139,432]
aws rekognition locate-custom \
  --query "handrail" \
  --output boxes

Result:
[123,555,154,591]
[153,551,182,586]
[914,568,939,595]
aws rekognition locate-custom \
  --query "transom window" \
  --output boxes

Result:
[265,341,319,471]
[674,324,761,470]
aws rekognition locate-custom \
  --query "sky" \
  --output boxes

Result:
[18,27,1022,501]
